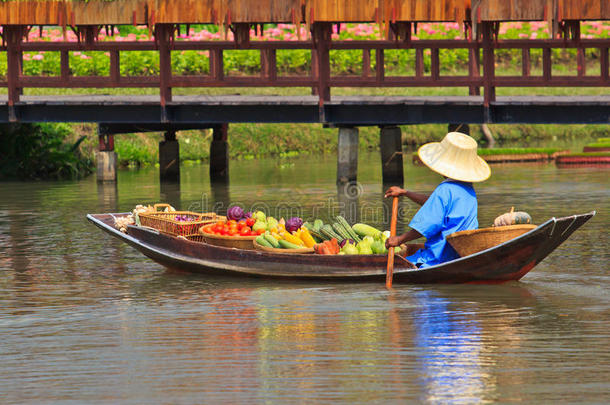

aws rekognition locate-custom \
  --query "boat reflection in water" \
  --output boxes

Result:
[412,289,488,402]
[201,282,535,402]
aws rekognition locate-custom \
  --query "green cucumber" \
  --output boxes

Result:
[308,227,327,241]
[256,235,273,248]
[264,233,280,248]
[332,222,351,241]
[352,223,382,238]
[313,219,323,232]
[278,239,303,249]
[336,215,362,242]
[321,224,343,242]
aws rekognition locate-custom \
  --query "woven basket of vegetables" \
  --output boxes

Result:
[447,225,537,257]
[253,239,314,254]
[139,204,222,237]
[199,231,257,250]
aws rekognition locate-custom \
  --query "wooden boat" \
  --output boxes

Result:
[87,212,595,284]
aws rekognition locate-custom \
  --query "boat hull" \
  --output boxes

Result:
[87,212,594,283]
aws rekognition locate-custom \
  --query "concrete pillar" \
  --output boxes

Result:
[380,126,404,186]
[97,134,117,182]
[160,181,181,211]
[210,124,229,182]
[97,181,118,212]
[337,184,360,225]
[337,127,358,185]
[159,130,180,182]
[448,123,470,135]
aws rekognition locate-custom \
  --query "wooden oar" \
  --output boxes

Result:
[386,196,399,289]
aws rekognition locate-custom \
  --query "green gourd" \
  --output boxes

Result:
[256,235,273,248]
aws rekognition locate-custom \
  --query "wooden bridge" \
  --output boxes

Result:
[1,0,609,184]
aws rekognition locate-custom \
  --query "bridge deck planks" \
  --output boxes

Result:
[1,95,608,125]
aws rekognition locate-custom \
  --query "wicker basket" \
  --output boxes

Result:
[138,203,222,237]
[253,239,314,254]
[447,224,537,257]
[185,234,206,243]
[199,231,257,250]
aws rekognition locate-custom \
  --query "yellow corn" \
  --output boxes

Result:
[299,228,316,248]
[282,231,305,246]
[271,232,282,240]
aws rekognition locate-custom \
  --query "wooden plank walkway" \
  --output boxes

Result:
[1,95,609,125]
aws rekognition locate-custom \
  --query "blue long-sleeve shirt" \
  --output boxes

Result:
[406,180,478,267]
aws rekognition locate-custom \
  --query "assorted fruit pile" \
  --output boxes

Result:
[114,204,172,233]
[121,203,400,256]
[254,216,317,250]
[305,217,400,255]
[199,209,396,255]
[174,214,198,222]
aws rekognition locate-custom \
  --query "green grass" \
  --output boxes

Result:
[584,142,610,148]
[597,138,610,143]
[412,147,567,159]
[477,148,563,156]
[100,123,606,166]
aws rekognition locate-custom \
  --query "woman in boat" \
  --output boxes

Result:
[384,132,491,268]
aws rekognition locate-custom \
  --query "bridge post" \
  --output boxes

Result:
[159,131,180,182]
[482,22,496,122]
[380,126,404,186]
[312,23,332,103]
[337,127,358,185]
[5,25,26,122]
[210,124,229,182]
[97,133,117,182]
[156,24,173,122]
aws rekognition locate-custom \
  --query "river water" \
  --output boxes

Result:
[1,152,608,404]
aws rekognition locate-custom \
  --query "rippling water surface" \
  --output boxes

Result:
[0,153,608,404]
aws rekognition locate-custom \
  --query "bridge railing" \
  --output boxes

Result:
[1,21,609,121]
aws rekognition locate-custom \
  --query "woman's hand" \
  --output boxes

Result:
[384,186,406,198]
[385,235,402,249]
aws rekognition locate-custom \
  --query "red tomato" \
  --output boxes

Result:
[239,229,251,236]
[245,217,256,227]
[256,229,265,235]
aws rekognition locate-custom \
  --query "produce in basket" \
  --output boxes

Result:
[314,239,340,255]
[285,217,304,233]
[200,219,260,237]
[493,207,532,227]
[175,214,198,222]
[114,215,134,233]
[335,227,401,255]
[227,206,245,221]
[114,204,159,233]
[352,223,383,239]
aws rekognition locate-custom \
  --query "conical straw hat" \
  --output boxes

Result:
[418,132,491,182]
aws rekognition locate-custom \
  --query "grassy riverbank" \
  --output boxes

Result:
[68,122,606,168]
